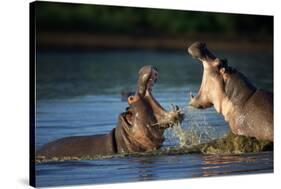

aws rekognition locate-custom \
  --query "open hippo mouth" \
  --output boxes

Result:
[123,67,159,126]
[136,65,158,96]
[136,65,184,128]
[187,42,221,109]
[121,66,159,127]
[121,65,184,131]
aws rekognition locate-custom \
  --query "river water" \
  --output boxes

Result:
[35,50,273,187]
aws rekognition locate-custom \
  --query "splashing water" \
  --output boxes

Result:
[165,105,219,148]
[164,122,186,147]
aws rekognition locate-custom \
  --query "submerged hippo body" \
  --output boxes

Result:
[188,42,273,142]
[36,66,183,159]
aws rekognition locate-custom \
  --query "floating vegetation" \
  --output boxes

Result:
[199,132,273,154]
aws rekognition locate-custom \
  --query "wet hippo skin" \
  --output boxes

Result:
[188,42,273,142]
[36,65,184,158]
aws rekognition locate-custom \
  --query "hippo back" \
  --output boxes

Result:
[36,129,117,158]
[243,89,273,141]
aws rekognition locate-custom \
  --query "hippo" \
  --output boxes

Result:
[36,65,184,159]
[187,41,273,142]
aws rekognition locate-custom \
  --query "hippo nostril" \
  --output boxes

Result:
[128,95,140,104]
[128,96,134,104]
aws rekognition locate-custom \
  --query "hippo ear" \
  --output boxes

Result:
[215,58,228,69]
[138,65,152,75]
[220,59,228,67]
[212,59,221,67]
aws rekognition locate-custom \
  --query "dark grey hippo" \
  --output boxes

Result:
[188,41,273,142]
[36,65,184,159]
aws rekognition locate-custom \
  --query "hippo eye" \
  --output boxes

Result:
[124,112,133,127]
[155,72,158,78]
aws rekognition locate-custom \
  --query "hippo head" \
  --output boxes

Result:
[187,42,273,142]
[116,65,184,153]
[187,42,237,113]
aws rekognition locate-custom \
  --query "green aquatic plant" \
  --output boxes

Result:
[198,132,273,154]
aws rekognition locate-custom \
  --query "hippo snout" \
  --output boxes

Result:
[188,41,216,61]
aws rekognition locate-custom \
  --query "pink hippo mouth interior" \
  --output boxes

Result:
[188,42,230,110]
[123,68,158,127]
[136,65,158,96]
